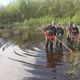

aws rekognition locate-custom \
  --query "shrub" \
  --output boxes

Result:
[72,15,80,25]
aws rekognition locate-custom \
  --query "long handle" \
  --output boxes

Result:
[55,37,73,53]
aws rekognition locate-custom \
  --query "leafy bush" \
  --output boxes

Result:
[72,15,80,25]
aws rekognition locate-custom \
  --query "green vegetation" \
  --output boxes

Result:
[0,0,80,28]
[64,50,80,78]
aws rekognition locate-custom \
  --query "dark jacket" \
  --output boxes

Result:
[44,25,56,36]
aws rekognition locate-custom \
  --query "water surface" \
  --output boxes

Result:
[0,29,79,80]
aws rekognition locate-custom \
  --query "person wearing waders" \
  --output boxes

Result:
[56,24,64,49]
[71,23,79,51]
[44,22,56,51]
[66,22,74,49]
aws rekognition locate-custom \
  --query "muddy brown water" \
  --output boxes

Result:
[0,30,80,80]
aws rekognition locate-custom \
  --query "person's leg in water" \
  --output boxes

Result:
[45,38,49,49]
[56,39,58,48]
[59,38,62,48]
[56,39,61,52]
[50,40,53,51]
[59,41,63,52]
[56,37,62,52]
[60,42,62,47]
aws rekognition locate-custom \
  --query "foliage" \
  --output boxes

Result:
[0,0,80,28]
[24,16,54,27]
[72,15,80,25]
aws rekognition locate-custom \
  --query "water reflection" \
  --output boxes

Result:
[46,49,63,68]
[46,49,64,80]
[0,29,44,47]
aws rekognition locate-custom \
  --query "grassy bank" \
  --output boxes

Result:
[0,15,80,29]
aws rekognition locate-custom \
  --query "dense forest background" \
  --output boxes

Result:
[0,0,80,28]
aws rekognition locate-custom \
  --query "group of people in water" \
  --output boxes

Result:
[44,22,79,52]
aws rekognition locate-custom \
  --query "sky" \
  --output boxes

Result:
[0,0,15,6]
